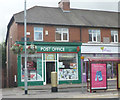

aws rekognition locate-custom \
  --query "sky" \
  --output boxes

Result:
[0,0,119,43]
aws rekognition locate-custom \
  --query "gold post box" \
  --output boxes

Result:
[51,72,58,92]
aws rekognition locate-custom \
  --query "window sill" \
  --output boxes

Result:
[88,41,101,44]
[110,42,118,44]
[55,40,69,42]
[34,40,43,42]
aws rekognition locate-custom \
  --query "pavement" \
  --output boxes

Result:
[1,83,120,99]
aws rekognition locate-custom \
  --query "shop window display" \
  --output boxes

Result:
[58,53,78,80]
[21,54,43,81]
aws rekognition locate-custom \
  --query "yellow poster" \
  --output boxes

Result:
[46,54,55,61]
[118,64,120,88]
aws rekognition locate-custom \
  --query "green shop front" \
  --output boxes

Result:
[17,42,82,86]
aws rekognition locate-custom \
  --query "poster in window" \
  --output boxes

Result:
[118,64,120,89]
[46,54,55,61]
[91,64,107,90]
[59,69,78,80]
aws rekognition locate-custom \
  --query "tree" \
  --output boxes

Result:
[0,42,6,88]
[0,42,6,68]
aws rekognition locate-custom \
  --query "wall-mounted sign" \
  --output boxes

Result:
[81,45,119,53]
[37,46,79,53]
[41,47,65,52]
[91,63,107,90]
[100,47,111,52]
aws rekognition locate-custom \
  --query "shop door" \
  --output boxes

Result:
[46,62,55,84]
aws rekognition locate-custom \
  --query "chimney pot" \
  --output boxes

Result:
[58,0,70,12]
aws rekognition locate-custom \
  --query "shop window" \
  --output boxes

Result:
[21,54,43,81]
[34,27,43,41]
[89,29,101,42]
[107,62,117,79]
[58,53,78,80]
[55,28,69,42]
[111,30,118,43]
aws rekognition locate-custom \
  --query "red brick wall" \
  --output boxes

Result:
[43,25,55,42]
[18,24,34,41]
[17,24,81,42]
[101,28,111,42]
[7,21,18,87]
[14,24,120,43]
[81,28,89,43]
[69,27,80,42]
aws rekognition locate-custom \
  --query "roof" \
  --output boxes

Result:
[6,6,119,45]
[14,6,118,28]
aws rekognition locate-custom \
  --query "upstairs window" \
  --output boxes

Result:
[89,29,101,42]
[34,27,43,41]
[55,28,69,42]
[111,30,118,43]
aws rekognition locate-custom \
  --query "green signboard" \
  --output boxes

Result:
[37,46,79,52]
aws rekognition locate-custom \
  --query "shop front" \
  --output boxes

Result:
[17,42,82,86]
[81,44,120,83]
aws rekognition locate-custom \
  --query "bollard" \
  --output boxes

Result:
[51,72,58,92]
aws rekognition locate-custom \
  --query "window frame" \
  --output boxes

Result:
[111,30,118,43]
[58,53,78,80]
[21,54,43,82]
[55,28,69,42]
[34,27,43,41]
[88,29,101,43]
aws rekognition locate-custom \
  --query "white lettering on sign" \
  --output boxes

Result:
[52,47,64,52]
[41,47,51,51]
[40,47,65,52]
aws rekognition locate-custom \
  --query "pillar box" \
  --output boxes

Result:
[51,72,58,92]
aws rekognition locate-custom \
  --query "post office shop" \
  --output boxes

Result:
[17,42,82,86]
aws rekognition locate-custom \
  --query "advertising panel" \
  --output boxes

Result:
[118,64,120,89]
[91,63,107,90]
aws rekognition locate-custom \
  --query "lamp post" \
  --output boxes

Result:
[24,0,28,94]
[81,56,84,93]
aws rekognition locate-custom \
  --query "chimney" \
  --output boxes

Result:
[58,0,70,12]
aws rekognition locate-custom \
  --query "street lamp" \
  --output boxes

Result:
[24,0,28,94]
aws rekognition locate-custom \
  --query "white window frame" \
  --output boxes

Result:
[58,53,78,81]
[55,28,69,42]
[111,30,118,43]
[34,27,43,41]
[89,29,101,43]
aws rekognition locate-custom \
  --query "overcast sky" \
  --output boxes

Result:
[0,0,119,43]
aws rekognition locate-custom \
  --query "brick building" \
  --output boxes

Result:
[5,0,119,87]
